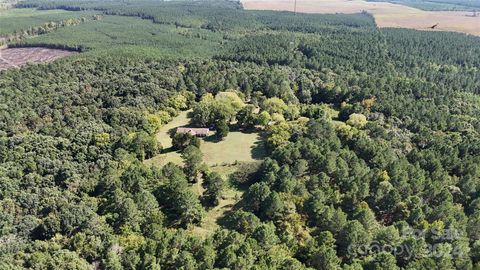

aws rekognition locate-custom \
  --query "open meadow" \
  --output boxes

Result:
[241,0,480,36]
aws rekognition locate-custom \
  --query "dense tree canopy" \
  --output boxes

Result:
[1,0,480,269]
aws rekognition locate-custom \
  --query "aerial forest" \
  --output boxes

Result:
[1,0,480,269]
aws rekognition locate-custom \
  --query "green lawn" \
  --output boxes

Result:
[144,151,183,168]
[147,131,265,167]
[201,132,265,166]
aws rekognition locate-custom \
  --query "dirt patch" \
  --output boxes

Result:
[0,47,77,70]
[241,0,480,36]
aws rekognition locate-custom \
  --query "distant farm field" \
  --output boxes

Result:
[241,0,480,36]
[0,47,76,70]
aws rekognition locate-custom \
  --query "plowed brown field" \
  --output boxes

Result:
[0,47,76,70]
[241,0,480,36]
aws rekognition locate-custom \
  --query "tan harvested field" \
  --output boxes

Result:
[241,0,480,36]
[0,47,77,70]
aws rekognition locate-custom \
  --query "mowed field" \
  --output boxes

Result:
[241,0,480,36]
[0,47,76,70]
[146,110,266,168]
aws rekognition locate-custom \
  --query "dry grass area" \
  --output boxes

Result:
[241,0,480,36]
[0,47,77,70]
[149,131,265,167]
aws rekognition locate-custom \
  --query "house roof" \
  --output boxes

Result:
[176,127,209,136]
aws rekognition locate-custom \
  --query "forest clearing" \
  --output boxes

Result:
[145,110,265,237]
[146,110,266,168]
[0,47,76,70]
[241,0,480,36]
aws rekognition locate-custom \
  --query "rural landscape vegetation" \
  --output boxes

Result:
[1,0,480,269]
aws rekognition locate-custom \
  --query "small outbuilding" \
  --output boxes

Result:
[176,127,209,137]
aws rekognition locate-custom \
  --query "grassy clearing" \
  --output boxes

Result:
[147,131,266,167]
[146,110,266,167]
[0,8,96,36]
[146,155,254,237]
[190,190,240,237]
[144,110,190,168]
[145,111,265,237]
[202,132,265,166]
[144,151,183,168]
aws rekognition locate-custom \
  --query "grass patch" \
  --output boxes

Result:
[189,163,248,238]
[155,110,191,149]
[202,132,266,166]
[144,151,183,168]
[146,111,266,167]
[189,193,239,237]
[148,131,266,168]
[0,8,96,36]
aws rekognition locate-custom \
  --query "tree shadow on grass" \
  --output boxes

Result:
[203,134,221,143]
[251,139,266,160]
[161,146,176,154]
[216,203,242,229]
[166,127,177,138]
